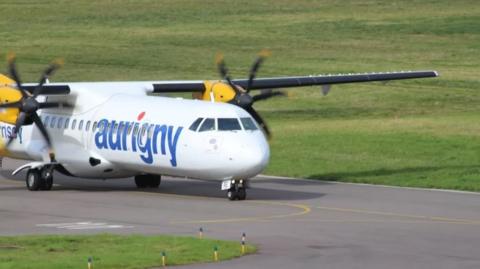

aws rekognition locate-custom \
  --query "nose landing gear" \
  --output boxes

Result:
[223,179,248,201]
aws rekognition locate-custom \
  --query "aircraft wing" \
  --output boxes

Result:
[151,70,438,93]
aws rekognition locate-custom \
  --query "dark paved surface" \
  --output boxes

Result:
[1,158,480,268]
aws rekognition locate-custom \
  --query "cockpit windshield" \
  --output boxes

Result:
[198,118,215,132]
[240,117,258,130]
[189,117,203,131]
[189,117,258,132]
[218,118,241,131]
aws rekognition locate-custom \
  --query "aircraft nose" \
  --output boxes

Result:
[236,137,270,176]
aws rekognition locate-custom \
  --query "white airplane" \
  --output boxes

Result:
[0,52,438,200]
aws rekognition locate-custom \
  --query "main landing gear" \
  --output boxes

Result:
[224,179,248,201]
[134,174,161,188]
[26,166,54,191]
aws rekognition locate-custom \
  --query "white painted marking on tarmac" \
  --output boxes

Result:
[36,221,133,230]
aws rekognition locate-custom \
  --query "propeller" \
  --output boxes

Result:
[216,50,285,139]
[2,53,71,162]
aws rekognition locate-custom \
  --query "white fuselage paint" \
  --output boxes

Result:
[1,82,270,181]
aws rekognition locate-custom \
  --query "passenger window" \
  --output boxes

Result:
[113,122,119,133]
[86,121,91,131]
[64,118,70,129]
[189,118,204,131]
[57,118,63,129]
[50,117,56,128]
[218,118,241,131]
[44,116,50,126]
[71,119,77,130]
[199,118,215,132]
[240,117,258,131]
[93,121,98,131]
[78,120,84,130]
[98,121,106,132]
[128,124,133,135]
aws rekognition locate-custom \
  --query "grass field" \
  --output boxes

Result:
[0,234,255,269]
[1,0,479,190]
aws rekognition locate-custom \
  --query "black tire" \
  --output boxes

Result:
[40,167,53,191]
[134,175,148,188]
[41,176,53,190]
[237,188,246,200]
[227,189,237,201]
[26,169,42,191]
[147,175,161,188]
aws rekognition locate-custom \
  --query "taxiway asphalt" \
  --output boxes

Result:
[1,158,479,268]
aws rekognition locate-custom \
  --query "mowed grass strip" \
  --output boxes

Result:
[0,234,255,269]
[0,0,479,190]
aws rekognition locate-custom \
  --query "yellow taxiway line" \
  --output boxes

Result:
[170,201,311,224]
[315,205,480,225]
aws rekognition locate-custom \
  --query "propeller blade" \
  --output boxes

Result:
[39,101,72,109]
[246,49,270,92]
[0,101,22,109]
[246,106,271,139]
[30,112,55,162]
[33,59,63,98]
[6,112,27,148]
[30,112,52,148]
[6,53,28,98]
[252,90,285,103]
[215,53,240,93]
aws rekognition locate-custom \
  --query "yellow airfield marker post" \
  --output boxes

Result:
[241,232,246,254]
[87,257,93,269]
[161,251,167,267]
[199,227,204,239]
[213,245,219,262]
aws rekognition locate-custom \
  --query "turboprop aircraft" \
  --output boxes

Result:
[0,52,438,200]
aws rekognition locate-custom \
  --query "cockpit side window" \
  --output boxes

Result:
[189,117,204,131]
[240,117,258,131]
[198,118,215,132]
[218,118,241,131]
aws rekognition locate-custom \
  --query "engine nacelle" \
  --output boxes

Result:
[0,74,22,125]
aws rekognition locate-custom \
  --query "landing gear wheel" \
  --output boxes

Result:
[147,175,161,188]
[40,167,53,190]
[135,175,148,188]
[227,188,237,201]
[225,179,249,201]
[26,169,42,191]
[237,188,246,200]
[41,176,53,190]
[135,174,161,188]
